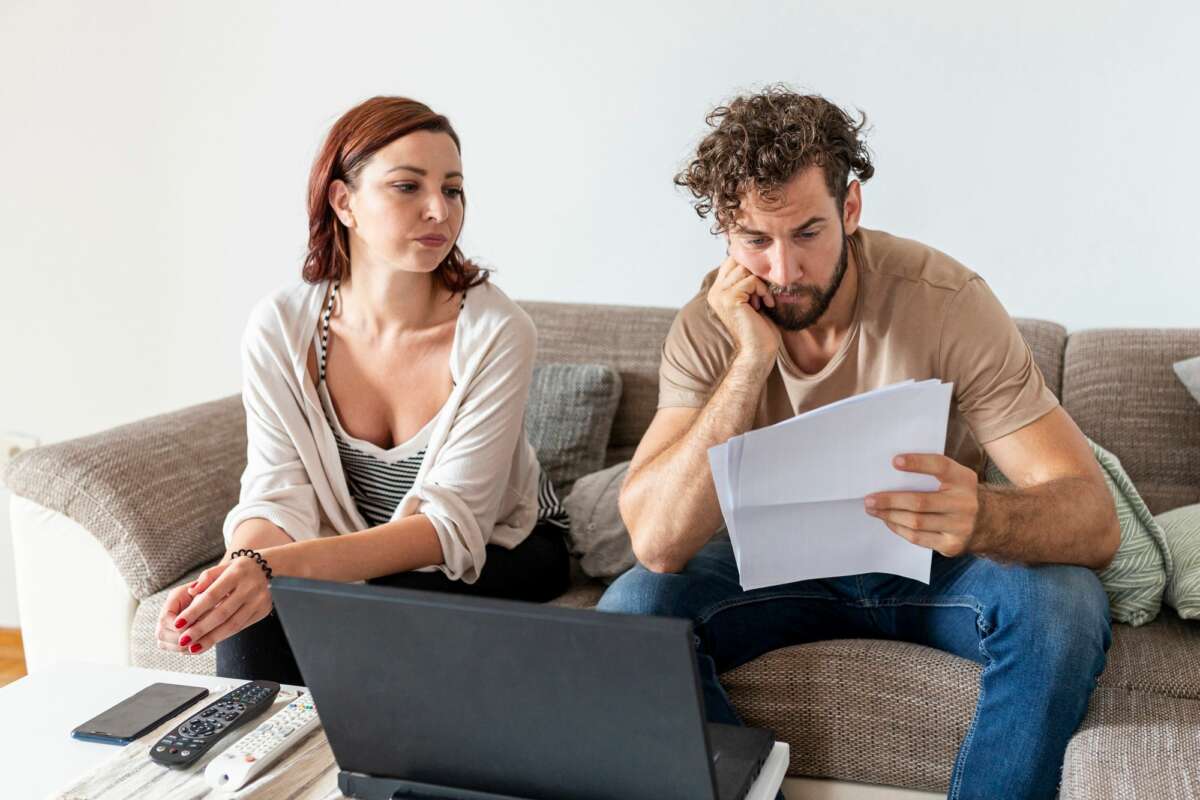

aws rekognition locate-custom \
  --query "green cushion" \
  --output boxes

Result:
[985,438,1171,626]
[1157,504,1200,620]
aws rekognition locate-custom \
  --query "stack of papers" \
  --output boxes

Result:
[707,380,953,590]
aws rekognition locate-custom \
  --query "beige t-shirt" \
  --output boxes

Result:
[658,227,1059,475]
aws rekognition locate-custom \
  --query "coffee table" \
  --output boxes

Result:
[0,662,789,799]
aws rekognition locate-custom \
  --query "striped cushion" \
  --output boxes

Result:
[986,437,1170,626]
[1157,504,1200,620]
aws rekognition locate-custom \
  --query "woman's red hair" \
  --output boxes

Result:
[301,96,489,292]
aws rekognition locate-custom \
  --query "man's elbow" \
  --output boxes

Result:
[630,538,686,574]
[620,486,685,574]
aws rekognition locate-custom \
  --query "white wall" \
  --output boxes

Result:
[1,0,1198,626]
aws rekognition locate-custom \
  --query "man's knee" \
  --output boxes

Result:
[597,564,704,619]
[997,564,1111,680]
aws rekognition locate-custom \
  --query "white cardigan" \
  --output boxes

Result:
[222,279,541,583]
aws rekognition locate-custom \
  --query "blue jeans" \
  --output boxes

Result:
[598,536,1111,800]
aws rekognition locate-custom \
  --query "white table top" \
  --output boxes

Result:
[0,662,788,799]
[0,663,271,798]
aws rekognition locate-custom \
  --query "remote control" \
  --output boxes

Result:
[204,695,321,791]
[148,680,280,768]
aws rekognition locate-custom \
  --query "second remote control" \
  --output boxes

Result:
[149,680,280,768]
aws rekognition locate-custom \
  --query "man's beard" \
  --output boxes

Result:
[761,234,849,332]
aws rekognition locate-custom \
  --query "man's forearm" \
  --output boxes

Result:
[622,354,773,572]
[970,477,1119,568]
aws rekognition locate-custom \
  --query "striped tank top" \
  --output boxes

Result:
[317,281,569,531]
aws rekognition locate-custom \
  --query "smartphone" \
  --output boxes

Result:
[71,682,209,745]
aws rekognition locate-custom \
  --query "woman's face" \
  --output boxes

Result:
[333,129,465,276]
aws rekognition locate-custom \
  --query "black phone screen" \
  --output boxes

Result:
[72,682,209,744]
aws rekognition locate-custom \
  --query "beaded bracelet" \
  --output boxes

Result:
[231,548,274,581]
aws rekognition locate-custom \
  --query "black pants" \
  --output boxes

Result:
[216,522,571,685]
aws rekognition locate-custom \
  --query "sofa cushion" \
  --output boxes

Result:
[1062,329,1200,515]
[562,461,636,581]
[1098,609,1200,700]
[547,562,607,609]
[1060,688,1200,800]
[525,363,622,497]
[1158,504,1200,619]
[2,395,243,599]
[716,608,1200,789]
[723,639,979,791]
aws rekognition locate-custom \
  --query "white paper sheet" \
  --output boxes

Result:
[709,380,953,589]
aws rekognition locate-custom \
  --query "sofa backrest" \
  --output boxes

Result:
[1015,320,1067,399]
[1061,329,1200,514]
[521,300,1200,514]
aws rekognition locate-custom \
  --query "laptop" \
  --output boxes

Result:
[271,577,774,800]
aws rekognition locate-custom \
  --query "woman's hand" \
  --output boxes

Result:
[155,582,199,653]
[167,557,275,655]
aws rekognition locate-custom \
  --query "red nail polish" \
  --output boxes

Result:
[174,618,187,629]
[189,643,202,653]
[179,635,191,647]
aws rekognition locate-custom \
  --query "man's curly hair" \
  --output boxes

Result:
[676,86,875,232]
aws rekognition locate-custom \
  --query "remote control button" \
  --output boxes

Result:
[155,746,165,752]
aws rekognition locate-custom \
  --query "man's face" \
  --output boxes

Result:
[727,166,858,331]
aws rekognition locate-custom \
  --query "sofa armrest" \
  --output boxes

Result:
[2,395,245,600]
[10,496,138,670]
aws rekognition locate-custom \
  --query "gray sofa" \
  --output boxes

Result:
[6,300,1200,798]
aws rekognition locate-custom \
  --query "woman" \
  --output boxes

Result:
[156,96,570,684]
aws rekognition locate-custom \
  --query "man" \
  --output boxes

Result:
[598,87,1120,800]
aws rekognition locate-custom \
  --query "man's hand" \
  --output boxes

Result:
[165,557,274,654]
[864,454,982,558]
[706,256,781,363]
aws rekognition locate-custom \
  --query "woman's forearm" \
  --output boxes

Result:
[258,514,444,583]
[227,518,294,562]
